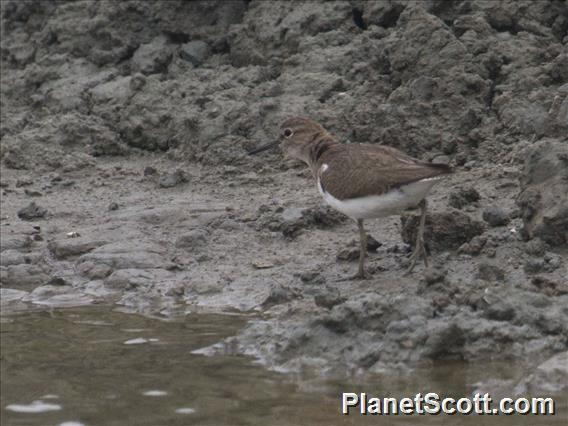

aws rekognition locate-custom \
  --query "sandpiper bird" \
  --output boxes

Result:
[249,117,452,278]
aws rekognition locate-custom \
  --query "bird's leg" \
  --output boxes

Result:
[356,219,368,279]
[334,219,369,281]
[406,199,428,274]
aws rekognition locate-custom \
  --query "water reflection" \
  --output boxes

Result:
[1,307,566,425]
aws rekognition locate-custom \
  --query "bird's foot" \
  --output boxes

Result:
[404,243,429,275]
[404,252,419,275]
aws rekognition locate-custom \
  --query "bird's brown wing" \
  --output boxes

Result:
[318,144,452,200]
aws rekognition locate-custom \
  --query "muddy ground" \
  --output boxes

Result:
[1,0,567,394]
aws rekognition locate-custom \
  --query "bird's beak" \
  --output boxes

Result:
[248,140,279,155]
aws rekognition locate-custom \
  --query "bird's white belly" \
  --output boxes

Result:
[317,177,441,220]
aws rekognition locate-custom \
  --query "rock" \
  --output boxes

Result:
[0,288,29,306]
[17,202,48,220]
[158,169,188,188]
[482,206,510,227]
[0,235,32,251]
[524,253,562,274]
[476,262,506,282]
[22,285,93,307]
[0,249,27,266]
[108,202,119,211]
[423,321,465,358]
[531,275,568,296]
[401,209,484,251]
[2,264,50,290]
[180,40,210,66]
[90,76,132,104]
[251,259,274,269]
[131,35,173,75]
[423,267,447,285]
[362,1,405,28]
[517,139,568,246]
[387,243,412,254]
[524,258,546,274]
[76,261,113,280]
[258,205,345,239]
[299,270,324,284]
[24,189,43,197]
[524,238,547,256]
[48,238,107,260]
[516,351,568,394]
[366,235,382,252]
[143,166,157,176]
[336,248,359,261]
[175,229,208,250]
[262,284,299,308]
[458,235,487,255]
[15,177,33,187]
[314,287,345,309]
[45,276,70,286]
[482,299,516,322]
[105,269,159,290]
[431,155,450,165]
[129,73,146,91]
[77,241,168,272]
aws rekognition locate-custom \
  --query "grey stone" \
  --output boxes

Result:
[48,238,107,260]
[131,36,173,75]
[518,140,568,246]
[17,202,48,220]
[458,235,487,255]
[516,351,568,394]
[299,270,324,284]
[2,264,50,290]
[423,267,447,285]
[105,269,153,290]
[431,155,450,165]
[401,209,485,251]
[476,262,506,282]
[483,300,516,322]
[77,261,112,280]
[15,177,33,187]
[90,76,132,104]
[262,284,299,308]
[158,169,188,188]
[524,238,547,256]
[143,166,157,176]
[22,285,94,307]
[336,247,359,261]
[180,40,210,66]
[77,241,168,271]
[524,258,546,274]
[175,229,208,250]
[0,250,27,266]
[482,206,510,227]
[314,288,345,310]
[531,275,568,296]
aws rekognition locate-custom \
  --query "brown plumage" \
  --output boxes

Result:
[249,117,453,278]
[316,144,452,201]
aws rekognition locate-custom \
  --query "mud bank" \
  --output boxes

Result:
[1,0,567,390]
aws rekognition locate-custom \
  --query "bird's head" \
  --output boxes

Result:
[248,117,329,165]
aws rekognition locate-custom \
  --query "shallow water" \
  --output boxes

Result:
[1,306,566,426]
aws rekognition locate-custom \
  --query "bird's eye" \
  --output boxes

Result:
[283,128,294,138]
